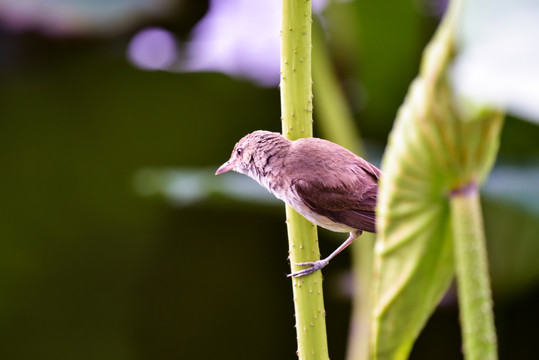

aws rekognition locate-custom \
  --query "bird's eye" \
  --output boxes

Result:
[236,148,243,156]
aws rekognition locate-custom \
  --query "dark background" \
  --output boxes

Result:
[1,1,538,359]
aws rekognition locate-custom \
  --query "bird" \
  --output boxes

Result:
[215,130,380,277]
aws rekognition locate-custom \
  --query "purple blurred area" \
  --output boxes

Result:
[0,0,177,36]
[181,0,282,86]
[128,27,178,70]
[127,0,327,86]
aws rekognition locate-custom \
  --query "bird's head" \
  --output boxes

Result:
[215,130,286,178]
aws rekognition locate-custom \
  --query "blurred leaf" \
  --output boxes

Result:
[371,2,503,358]
[341,0,425,136]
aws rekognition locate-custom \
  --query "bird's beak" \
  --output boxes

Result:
[215,160,235,175]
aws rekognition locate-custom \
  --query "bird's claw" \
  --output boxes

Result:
[287,259,329,278]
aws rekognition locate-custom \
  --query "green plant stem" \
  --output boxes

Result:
[312,23,363,153]
[281,1,329,359]
[450,184,498,360]
[311,22,373,360]
[346,233,374,360]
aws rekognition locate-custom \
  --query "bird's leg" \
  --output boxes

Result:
[287,230,363,278]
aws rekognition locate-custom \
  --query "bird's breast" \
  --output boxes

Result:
[280,186,355,233]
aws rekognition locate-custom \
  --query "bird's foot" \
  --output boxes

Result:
[287,259,329,278]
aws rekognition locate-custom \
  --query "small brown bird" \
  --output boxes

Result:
[216,130,380,277]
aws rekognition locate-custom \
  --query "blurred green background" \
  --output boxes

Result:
[1,1,538,359]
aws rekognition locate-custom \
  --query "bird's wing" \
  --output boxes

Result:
[292,176,378,233]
